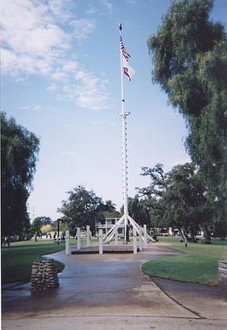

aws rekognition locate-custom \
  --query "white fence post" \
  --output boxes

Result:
[77,227,81,250]
[114,224,118,246]
[65,230,70,256]
[99,229,103,254]
[139,226,143,251]
[86,225,91,247]
[143,224,147,248]
[133,227,137,254]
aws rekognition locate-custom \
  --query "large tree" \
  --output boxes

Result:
[1,113,39,237]
[162,163,212,243]
[138,163,213,242]
[148,0,227,227]
[137,164,167,228]
[58,185,114,236]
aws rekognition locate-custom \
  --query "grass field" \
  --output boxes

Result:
[142,236,227,285]
[1,240,65,284]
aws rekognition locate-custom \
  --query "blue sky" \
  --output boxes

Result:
[2,0,227,220]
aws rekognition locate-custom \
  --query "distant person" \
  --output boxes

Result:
[3,236,10,247]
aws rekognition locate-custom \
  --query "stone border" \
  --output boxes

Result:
[30,257,59,293]
[218,260,227,296]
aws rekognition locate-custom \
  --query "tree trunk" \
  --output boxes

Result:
[189,227,197,243]
[203,226,212,244]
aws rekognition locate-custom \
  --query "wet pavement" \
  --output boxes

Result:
[2,242,227,330]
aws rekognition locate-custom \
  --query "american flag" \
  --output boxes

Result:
[120,37,130,61]
[120,36,135,81]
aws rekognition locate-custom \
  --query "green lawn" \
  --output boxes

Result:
[142,237,227,285]
[1,240,65,284]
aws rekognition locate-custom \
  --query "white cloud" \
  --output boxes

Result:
[1,0,69,77]
[60,67,109,111]
[85,0,113,17]
[2,1,69,56]
[100,0,113,15]
[34,105,42,112]
[48,0,72,22]
[71,18,95,40]
[1,0,109,110]
[85,5,97,16]
[2,48,53,77]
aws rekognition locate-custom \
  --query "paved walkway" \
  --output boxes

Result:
[2,242,227,330]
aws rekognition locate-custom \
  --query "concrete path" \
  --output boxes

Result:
[2,242,227,330]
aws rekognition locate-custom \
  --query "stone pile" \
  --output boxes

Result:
[218,260,227,296]
[31,257,59,293]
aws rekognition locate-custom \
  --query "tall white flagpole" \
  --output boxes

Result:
[103,24,154,245]
[119,23,129,242]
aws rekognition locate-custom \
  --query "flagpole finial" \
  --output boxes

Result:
[119,22,122,31]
